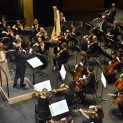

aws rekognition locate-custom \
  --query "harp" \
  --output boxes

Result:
[50,6,61,44]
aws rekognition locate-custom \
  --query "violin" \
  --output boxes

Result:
[115,78,123,91]
[31,89,43,96]
[57,48,66,57]
[75,109,96,114]
[104,59,120,76]
[74,80,84,91]
[73,64,84,81]
[55,88,67,92]
[39,41,45,47]
[35,24,39,32]
[113,94,123,104]
[18,24,23,29]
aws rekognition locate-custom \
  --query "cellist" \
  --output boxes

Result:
[104,49,122,83]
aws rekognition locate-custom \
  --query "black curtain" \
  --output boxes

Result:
[0,0,23,21]
[33,0,56,26]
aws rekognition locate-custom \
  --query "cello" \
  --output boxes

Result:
[113,94,123,104]
[115,73,123,91]
[104,59,120,76]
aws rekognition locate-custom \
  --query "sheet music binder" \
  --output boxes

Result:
[60,65,66,80]
[49,99,69,117]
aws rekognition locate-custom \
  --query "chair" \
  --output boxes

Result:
[68,97,81,111]
[35,110,51,123]
[83,80,99,104]
[34,52,48,77]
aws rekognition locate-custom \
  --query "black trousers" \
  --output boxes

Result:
[14,68,25,86]
[118,101,123,113]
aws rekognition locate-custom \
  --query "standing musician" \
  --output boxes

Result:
[35,88,52,120]
[104,49,122,83]
[75,65,95,102]
[53,42,68,71]
[53,82,74,106]
[33,37,45,54]
[36,27,47,41]
[13,44,33,88]
[79,105,104,123]
[71,50,88,81]
[60,12,66,22]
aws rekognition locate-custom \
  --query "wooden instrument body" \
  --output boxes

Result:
[115,78,123,91]
[73,64,84,81]
[74,80,83,91]
[113,94,123,104]
[104,59,120,76]
[75,109,96,114]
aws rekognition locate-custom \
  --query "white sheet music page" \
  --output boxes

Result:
[101,72,107,88]
[27,57,43,68]
[60,65,66,80]
[49,99,69,117]
[34,80,52,92]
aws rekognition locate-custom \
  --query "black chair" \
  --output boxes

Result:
[5,49,16,74]
[83,80,99,104]
[68,97,81,110]
[35,110,51,123]
[34,52,48,77]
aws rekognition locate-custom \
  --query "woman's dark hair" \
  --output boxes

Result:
[66,115,74,123]
[96,105,104,120]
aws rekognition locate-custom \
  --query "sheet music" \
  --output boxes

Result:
[34,80,52,92]
[60,65,66,80]
[27,57,43,68]
[101,72,107,88]
[49,100,69,117]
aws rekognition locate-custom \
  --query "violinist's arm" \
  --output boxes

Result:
[79,109,90,119]
[116,56,121,63]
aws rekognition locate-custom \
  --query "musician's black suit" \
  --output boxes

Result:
[107,8,117,20]
[13,50,31,86]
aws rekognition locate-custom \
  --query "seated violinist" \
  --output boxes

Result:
[104,49,122,83]
[71,51,88,81]
[75,65,95,102]
[36,27,47,41]
[35,88,52,121]
[86,35,98,55]
[79,105,104,123]
[13,35,23,48]
[0,15,8,31]
[53,82,74,106]
[33,37,45,54]
[53,42,69,71]
[71,23,76,36]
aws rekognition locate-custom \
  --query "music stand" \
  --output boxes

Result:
[27,57,43,85]
[98,72,107,102]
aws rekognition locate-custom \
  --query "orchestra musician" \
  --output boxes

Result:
[13,35,23,47]
[36,27,47,41]
[0,15,8,31]
[71,23,76,36]
[35,88,52,120]
[75,65,95,102]
[106,20,119,42]
[79,105,104,123]
[13,44,33,88]
[60,12,66,22]
[53,42,68,71]
[53,82,74,106]
[12,20,23,34]
[106,3,117,22]
[0,43,11,83]
[33,37,45,54]
[71,50,88,81]
[104,49,122,83]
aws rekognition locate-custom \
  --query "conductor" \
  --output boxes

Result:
[13,44,33,88]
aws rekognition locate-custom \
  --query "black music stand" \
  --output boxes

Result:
[94,58,107,102]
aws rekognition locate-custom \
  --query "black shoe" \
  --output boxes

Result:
[20,84,26,88]
[13,84,18,88]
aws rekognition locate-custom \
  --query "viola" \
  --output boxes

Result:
[73,64,84,81]
[75,109,96,114]
[113,94,123,104]
[115,78,123,91]
[104,59,120,76]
